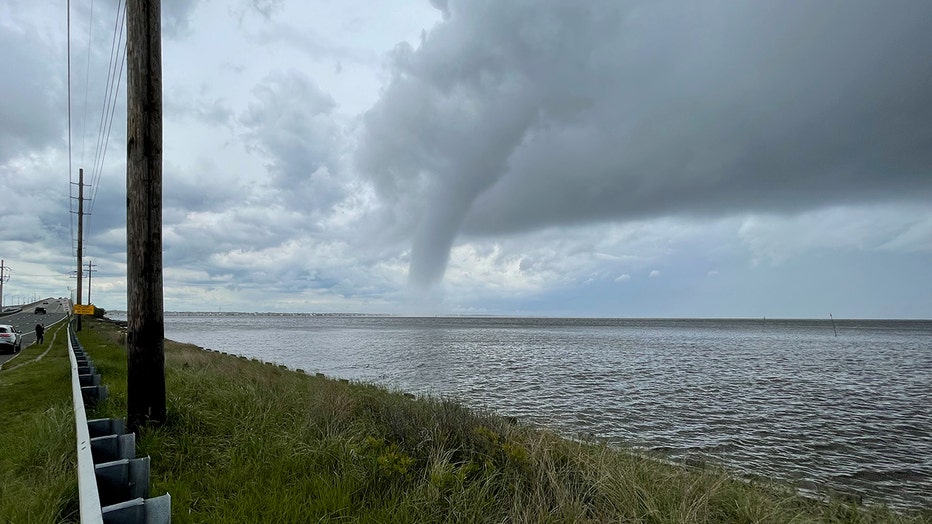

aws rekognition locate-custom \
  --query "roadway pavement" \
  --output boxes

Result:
[0,298,70,366]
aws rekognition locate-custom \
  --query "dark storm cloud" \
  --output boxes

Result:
[240,70,348,212]
[357,0,932,288]
[0,22,62,164]
[0,0,202,165]
[428,0,451,19]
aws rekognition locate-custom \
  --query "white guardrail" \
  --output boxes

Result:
[68,322,171,523]
[69,328,104,523]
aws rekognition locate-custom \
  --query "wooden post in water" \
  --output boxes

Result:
[126,0,166,431]
[830,314,838,337]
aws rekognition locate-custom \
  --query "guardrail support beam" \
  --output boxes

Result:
[70,323,170,523]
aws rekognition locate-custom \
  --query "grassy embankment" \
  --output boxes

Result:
[3,316,929,522]
[0,320,78,522]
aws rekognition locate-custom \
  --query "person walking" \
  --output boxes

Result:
[35,323,44,344]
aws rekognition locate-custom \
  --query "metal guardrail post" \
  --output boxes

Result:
[68,323,171,523]
[69,326,104,524]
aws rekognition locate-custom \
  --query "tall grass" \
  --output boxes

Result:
[74,318,929,523]
[0,321,78,523]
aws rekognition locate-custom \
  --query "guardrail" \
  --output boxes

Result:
[68,322,171,523]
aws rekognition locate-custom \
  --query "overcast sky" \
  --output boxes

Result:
[1,0,930,318]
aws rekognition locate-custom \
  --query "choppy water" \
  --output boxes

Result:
[115,314,931,510]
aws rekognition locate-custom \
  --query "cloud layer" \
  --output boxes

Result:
[1,0,929,317]
[358,0,932,287]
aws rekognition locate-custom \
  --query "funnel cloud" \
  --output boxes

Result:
[357,0,932,288]
[3,0,930,316]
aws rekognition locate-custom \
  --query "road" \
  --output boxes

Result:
[0,298,70,366]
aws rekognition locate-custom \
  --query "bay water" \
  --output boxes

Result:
[111,314,931,510]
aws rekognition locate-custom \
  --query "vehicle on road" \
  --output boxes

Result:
[34,307,46,314]
[0,324,22,354]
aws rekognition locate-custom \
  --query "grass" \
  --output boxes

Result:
[5,316,930,522]
[0,320,79,523]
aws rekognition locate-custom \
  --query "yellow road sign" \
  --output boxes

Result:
[73,304,95,315]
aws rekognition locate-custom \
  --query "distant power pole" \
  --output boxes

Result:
[75,167,85,331]
[126,0,166,431]
[0,260,10,310]
[85,260,97,305]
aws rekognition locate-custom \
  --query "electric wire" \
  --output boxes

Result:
[88,0,126,204]
[67,0,74,257]
[69,0,126,265]
[87,41,125,218]
[85,0,127,251]
[89,0,125,193]
[79,0,96,168]
[66,0,128,287]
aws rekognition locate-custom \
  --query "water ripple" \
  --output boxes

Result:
[152,315,932,510]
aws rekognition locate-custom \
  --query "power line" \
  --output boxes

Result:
[69,0,128,263]
[85,0,128,254]
[87,12,126,223]
[79,0,96,167]
[67,0,73,242]
[89,0,126,191]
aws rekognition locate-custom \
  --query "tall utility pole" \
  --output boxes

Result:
[0,260,10,310]
[85,260,97,305]
[76,167,84,331]
[126,0,166,431]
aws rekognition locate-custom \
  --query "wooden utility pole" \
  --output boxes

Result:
[76,167,84,331]
[86,260,97,305]
[126,0,166,431]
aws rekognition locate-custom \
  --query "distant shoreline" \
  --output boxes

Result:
[104,311,931,322]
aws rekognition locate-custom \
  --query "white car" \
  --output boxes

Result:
[0,324,22,354]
